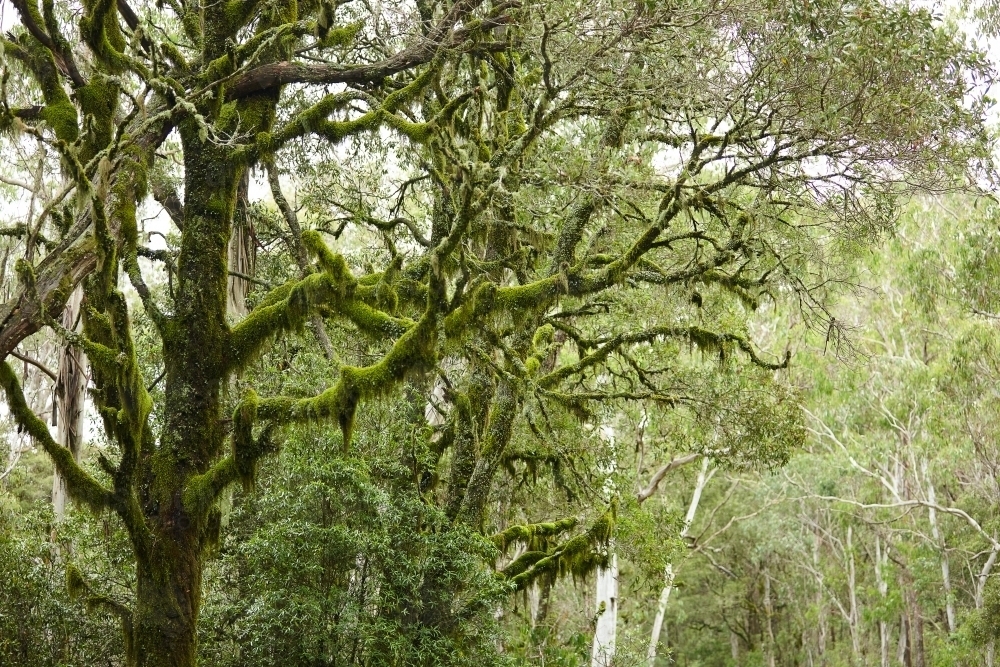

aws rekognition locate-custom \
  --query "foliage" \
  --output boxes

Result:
[0,0,991,665]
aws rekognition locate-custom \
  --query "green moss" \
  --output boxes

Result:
[318,20,363,48]
[249,309,438,448]
[66,564,88,600]
[40,100,79,142]
[504,506,616,590]
[0,361,112,511]
[491,517,578,553]
[79,0,129,73]
[76,78,119,156]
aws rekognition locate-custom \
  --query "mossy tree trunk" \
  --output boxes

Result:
[130,136,241,666]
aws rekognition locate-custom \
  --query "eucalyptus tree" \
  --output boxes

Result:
[0,0,990,665]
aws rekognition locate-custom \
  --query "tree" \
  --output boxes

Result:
[0,0,989,665]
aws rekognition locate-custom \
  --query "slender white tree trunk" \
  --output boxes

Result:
[976,545,999,667]
[922,461,955,633]
[764,570,776,667]
[52,286,87,524]
[814,530,827,658]
[592,425,619,667]
[592,551,619,667]
[226,173,254,318]
[875,535,890,667]
[646,457,711,665]
[847,526,861,658]
[647,564,675,665]
[897,612,908,666]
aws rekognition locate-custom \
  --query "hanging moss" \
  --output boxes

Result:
[79,0,129,73]
[502,506,617,591]
[244,309,438,451]
[66,563,88,600]
[491,517,578,554]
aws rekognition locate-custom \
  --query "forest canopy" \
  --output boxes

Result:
[0,0,996,666]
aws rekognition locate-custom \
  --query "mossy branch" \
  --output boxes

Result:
[9,0,85,87]
[228,232,414,371]
[250,59,447,157]
[503,507,616,591]
[537,325,789,390]
[443,229,723,336]
[183,454,241,518]
[66,561,134,660]
[235,309,438,473]
[0,361,113,511]
[491,517,578,554]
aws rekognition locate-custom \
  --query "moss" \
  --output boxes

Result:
[0,361,112,511]
[79,0,129,73]
[40,100,79,142]
[491,517,578,553]
[66,563,87,600]
[76,77,119,156]
[250,309,438,448]
[504,505,616,590]
[318,19,363,48]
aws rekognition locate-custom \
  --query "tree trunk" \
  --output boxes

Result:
[901,575,924,667]
[132,537,203,667]
[592,425,618,667]
[875,535,889,667]
[52,286,87,524]
[226,171,254,319]
[847,525,861,660]
[647,564,675,665]
[647,457,711,665]
[899,613,910,667]
[126,134,243,667]
[591,551,618,667]
[922,460,955,633]
[764,570,776,667]
[814,530,827,661]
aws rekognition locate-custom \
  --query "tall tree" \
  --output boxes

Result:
[0,0,988,665]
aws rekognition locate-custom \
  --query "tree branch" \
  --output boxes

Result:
[0,361,112,510]
[225,0,492,99]
[637,453,701,503]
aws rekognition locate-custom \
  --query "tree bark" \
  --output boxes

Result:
[592,425,618,667]
[52,286,87,524]
[815,530,828,662]
[847,525,861,660]
[763,569,777,667]
[875,535,889,667]
[132,538,202,667]
[125,134,243,667]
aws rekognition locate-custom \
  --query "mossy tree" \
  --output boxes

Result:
[0,0,990,665]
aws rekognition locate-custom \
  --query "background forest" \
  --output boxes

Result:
[1,0,1000,666]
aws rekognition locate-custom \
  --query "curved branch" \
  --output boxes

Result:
[226,0,491,99]
[0,361,112,510]
[9,348,57,381]
[637,453,700,504]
